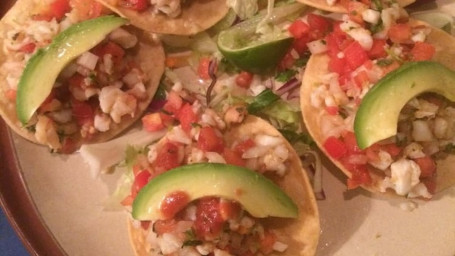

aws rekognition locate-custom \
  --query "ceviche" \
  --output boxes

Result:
[0,0,164,153]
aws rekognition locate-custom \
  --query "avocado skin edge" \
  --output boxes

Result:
[354,61,455,149]
[132,163,299,220]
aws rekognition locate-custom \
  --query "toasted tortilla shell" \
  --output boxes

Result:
[297,0,415,13]
[0,0,165,151]
[300,20,455,195]
[96,0,229,35]
[128,115,320,256]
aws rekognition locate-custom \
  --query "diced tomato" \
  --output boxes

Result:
[234,138,255,154]
[197,126,225,153]
[307,13,330,36]
[197,57,212,80]
[176,103,197,133]
[292,36,310,55]
[153,219,177,235]
[92,42,125,64]
[160,191,190,219]
[5,89,16,101]
[347,1,367,25]
[71,98,94,126]
[72,0,106,20]
[219,200,241,221]
[343,131,362,154]
[326,23,350,58]
[34,0,70,21]
[60,137,78,154]
[346,164,371,189]
[131,170,151,197]
[382,143,402,157]
[235,71,254,88]
[154,142,181,173]
[121,195,134,206]
[120,0,150,12]
[141,221,151,230]
[278,51,296,70]
[368,39,387,59]
[388,23,411,44]
[323,136,347,159]
[259,231,277,254]
[353,70,370,88]
[414,156,436,178]
[328,55,349,75]
[343,41,369,71]
[162,90,183,115]
[142,113,165,132]
[165,55,189,68]
[325,105,339,115]
[19,43,36,54]
[223,148,246,167]
[194,197,224,239]
[411,42,435,61]
[288,20,310,39]
[421,177,436,194]
[132,164,143,176]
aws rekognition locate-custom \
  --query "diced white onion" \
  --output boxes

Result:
[77,52,99,70]
[412,120,434,142]
[307,39,328,54]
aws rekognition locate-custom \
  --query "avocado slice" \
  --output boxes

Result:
[132,163,298,220]
[16,15,128,124]
[354,61,455,149]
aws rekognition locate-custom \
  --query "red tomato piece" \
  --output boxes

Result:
[5,89,16,101]
[235,71,254,88]
[160,191,190,219]
[92,42,125,64]
[388,23,411,44]
[347,1,367,25]
[131,170,151,197]
[142,113,165,132]
[197,57,212,80]
[197,126,224,153]
[353,70,370,88]
[288,20,310,39]
[19,43,36,54]
[292,36,310,55]
[343,131,362,154]
[194,197,224,239]
[234,138,255,154]
[153,219,177,235]
[48,0,71,21]
[323,136,348,159]
[223,148,246,167]
[278,51,296,70]
[325,105,339,115]
[162,90,183,115]
[414,156,436,178]
[120,0,150,12]
[382,143,402,157]
[307,13,330,35]
[219,200,241,221]
[343,41,369,71]
[176,103,197,133]
[368,39,387,59]
[259,231,277,254]
[154,142,181,173]
[71,98,94,126]
[346,165,372,189]
[411,42,435,61]
[328,55,349,75]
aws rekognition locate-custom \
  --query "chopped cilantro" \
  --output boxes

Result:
[444,143,455,154]
[275,69,297,82]
[376,58,395,67]
[182,229,202,247]
[247,89,280,114]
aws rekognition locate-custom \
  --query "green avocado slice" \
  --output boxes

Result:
[354,61,455,149]
[132,163,298,220]
[16,15,128,124]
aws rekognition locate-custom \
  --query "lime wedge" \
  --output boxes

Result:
[217,3,306,73]
[411,11,454,34]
